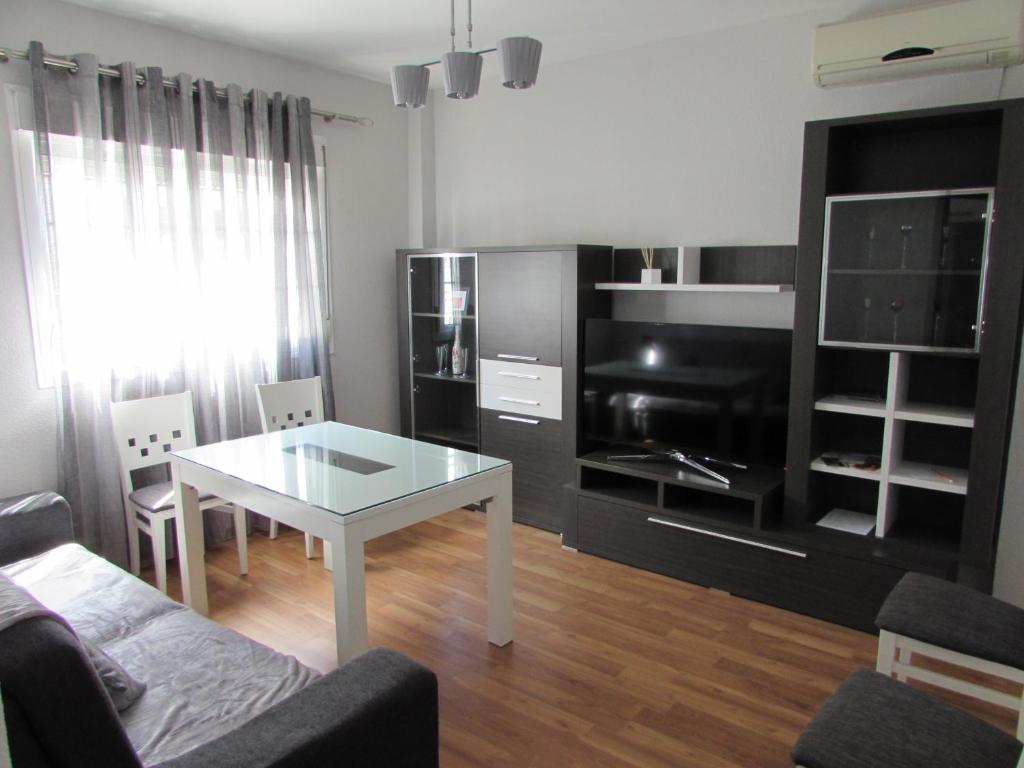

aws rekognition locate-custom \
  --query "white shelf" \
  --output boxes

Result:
[888,461,968,495]
[893,403,974,428]
[810,457,882,482]
[594,282,793,293]
[814,395,886,418]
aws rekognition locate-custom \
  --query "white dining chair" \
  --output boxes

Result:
[110,391,248,594]
[255,376,332,568]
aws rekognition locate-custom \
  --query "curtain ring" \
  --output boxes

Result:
[137,73,147,86]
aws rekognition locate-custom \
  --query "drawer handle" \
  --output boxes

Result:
[646,517,808,558]
[499,396,540,406]
[497,353,539,361]
[498,371,540,380]
[499,414,539,425]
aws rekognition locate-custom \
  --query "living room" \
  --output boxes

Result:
[2,0,1024,766]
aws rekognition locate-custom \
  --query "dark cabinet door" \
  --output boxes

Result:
[480,409,563,532]
[478,251,563,366]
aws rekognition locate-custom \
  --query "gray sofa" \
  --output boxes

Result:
[0,492,439,768]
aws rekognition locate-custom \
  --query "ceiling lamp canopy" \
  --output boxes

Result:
[391,0,541,107]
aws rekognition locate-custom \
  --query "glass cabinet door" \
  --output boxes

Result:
[820,189,992,352]
[407,253,479,450]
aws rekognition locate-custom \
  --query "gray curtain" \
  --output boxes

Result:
[27,41,335,565]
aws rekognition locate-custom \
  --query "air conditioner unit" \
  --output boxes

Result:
[813,0,1024,87]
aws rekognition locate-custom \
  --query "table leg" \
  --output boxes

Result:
[486,470,514,647]
[330,525,368,665]
[171,461,208,616]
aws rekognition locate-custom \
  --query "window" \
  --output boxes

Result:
[6,84,329,387]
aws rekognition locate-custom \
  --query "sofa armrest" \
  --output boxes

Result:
[153,648,439,768]
[0,493,74,566]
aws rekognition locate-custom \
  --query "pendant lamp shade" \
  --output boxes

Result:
[390,65,430,108]
[498,37,542,89]
[443,51,483,99]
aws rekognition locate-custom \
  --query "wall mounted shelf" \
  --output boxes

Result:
[594,282,793,293]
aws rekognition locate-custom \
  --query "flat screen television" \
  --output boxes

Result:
[583,320,793,468]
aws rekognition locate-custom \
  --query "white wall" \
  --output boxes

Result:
[0,0,409,497]
[425,9,1024,603]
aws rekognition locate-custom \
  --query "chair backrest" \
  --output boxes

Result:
[255,377,325,433]
[109,393,198,491]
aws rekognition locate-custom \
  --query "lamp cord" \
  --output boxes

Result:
[450,0,456,52]
[467,0,473,49]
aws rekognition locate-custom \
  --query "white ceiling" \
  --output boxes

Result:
[61,0,927,82]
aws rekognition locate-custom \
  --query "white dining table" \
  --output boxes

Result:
[169,421,514,664]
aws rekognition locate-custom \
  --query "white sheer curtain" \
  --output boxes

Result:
[24,41,334,564]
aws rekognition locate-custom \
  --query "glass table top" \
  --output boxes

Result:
[173,422,508,516]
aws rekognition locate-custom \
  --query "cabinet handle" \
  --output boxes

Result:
[499,396,540,406]
[498,371,540,380]
[497,353,539,361]
[646,517,808,558]
[499,414,539,425]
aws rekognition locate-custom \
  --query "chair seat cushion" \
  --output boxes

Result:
[876,572,1024,670]
[129,482,216,513]
[792,669,1023,768]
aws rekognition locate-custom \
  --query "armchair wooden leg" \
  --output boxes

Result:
[233,505,249,576]
[304,532,315,560]
[897,646,913,682]
[877,629,897,677]
[269,518,279,540]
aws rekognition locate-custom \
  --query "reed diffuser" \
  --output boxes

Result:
[639,247,661,284]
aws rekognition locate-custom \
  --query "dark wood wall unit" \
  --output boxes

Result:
[567,99,1023,633]
[785,98,1024,603]
[398,245,612,536]
[698,246,797,286]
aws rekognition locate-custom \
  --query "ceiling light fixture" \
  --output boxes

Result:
[390,0,542,108]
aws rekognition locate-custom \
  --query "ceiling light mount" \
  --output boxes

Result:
[390,0,542,108]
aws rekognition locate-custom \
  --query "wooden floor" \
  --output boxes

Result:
[155,509,1016,767]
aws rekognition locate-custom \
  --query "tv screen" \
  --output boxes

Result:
[583,320,793,468]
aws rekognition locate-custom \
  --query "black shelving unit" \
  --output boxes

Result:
[785,98,1024,611]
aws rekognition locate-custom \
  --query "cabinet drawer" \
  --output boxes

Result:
[481,383,562,420]
[480,359,562,394]
[479,251,562,366]
[577,495,905,631]
[481,410,563,531]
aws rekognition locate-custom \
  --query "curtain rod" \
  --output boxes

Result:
[0,45,373,127]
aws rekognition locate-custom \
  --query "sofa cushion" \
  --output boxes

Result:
[3,543,319,766]
[876,572,1024,670]
[83,638,148,712]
